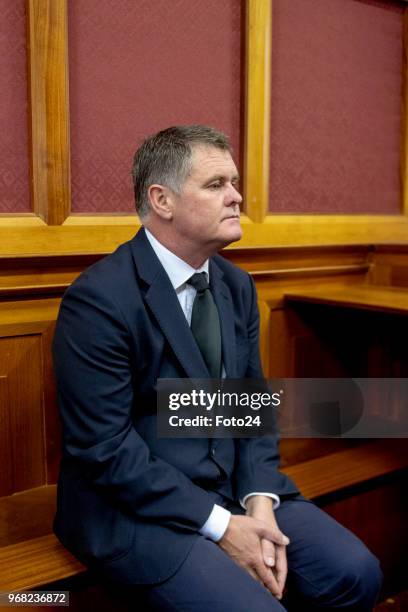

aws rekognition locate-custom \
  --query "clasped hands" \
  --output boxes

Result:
[218,496,289,600]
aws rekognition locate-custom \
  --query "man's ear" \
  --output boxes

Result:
[148,184,174,220]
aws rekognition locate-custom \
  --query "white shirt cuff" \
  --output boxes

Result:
[199,504,231,542]
[240,492,281,511]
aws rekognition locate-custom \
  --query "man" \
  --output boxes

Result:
[53,125,382,611]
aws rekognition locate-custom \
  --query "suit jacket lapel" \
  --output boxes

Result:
[130,229,209,378]
[210,258,237,378]
[210,258,237,453]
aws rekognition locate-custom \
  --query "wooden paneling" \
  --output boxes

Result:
[0,297,60,496]
[324,474,408,597]
[0,299,59,337]
[0,253,102,297]
[1,243,407,478]
[0,0,407,254]
[0,244,373,482]
[42,321,60,484]
[0,244,406,600]
[0,485,56,548]
[0,248,406,478]
[0,336,45,495]
[0,375,12,494]
[265,303,363,466]
[0,244,375,492]
[244,0,272,223]
[27,0,70,225]
[369,245,408,287]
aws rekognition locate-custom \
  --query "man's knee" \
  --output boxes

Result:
[346,548,383,608]
[330,547,383,610]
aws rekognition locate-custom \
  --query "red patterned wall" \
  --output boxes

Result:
[68,0,243,214]
[0,0,30,213]
[269,0,404,214]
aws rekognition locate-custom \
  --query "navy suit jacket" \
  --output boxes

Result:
[52,228,298,585]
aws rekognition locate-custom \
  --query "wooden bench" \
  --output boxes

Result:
[284,284,408,316]
[0,439,406,594]
[0,486,85,593]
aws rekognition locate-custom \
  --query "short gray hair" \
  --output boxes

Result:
[132,125,231,218]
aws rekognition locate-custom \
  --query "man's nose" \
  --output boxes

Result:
[226,183,243,206]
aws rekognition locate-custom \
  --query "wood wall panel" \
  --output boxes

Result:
[0,244,372,490]
[264,307,361,468]
[0,375,13,494]
[369,245,408,287]
[323,473,408,597]
[0,297,60,496]
[0,244,406,489]
[42,322,60,484]
[0,336,45,495]
[0,485,57,548]
[0,244,406,600]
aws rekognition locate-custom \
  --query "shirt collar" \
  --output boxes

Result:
[144,228,209,291]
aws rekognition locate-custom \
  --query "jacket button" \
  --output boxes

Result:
[211,448,215,456]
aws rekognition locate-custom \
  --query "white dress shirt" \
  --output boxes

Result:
[145,229,279,542]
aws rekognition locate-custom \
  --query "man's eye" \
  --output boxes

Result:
[208,182,221,189]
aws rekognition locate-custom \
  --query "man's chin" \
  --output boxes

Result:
[218,228,243,248]
[229,223,243,242]
[231,229,243,243]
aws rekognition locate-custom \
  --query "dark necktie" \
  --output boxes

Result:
[187,272,222,378]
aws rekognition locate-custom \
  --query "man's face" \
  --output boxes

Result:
[170,145,243,253]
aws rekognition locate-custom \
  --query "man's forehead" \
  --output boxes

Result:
[189,145,237,176]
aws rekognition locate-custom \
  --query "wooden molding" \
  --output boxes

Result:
[27,0,71,225]
[0,243,373,301]
[243,0,272,223]
[1,214,408,256]
[254,214,408,246]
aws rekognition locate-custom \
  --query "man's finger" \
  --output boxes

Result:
[261,537,275,567]
[272,544,288,597]
[258,523,290,547]
[254,558,282,598]
[247,566,264,585]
